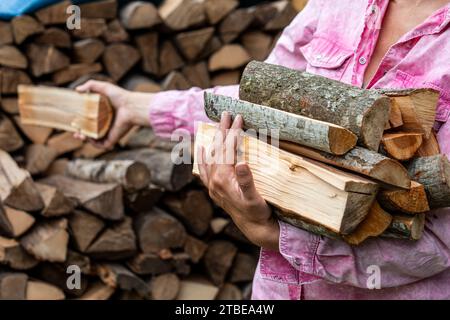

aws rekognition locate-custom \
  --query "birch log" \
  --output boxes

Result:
[204,93,357,155]
[382,214,425,240]
[239,61,391,151]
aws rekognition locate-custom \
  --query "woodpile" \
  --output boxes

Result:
[0,0,302,300]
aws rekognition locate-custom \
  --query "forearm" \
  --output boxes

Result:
[126,91,156,127]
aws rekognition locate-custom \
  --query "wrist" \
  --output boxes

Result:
[125,91,155,127]
[234,215,280,251]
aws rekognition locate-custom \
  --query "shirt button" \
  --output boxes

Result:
[294,258,301,266]
[316,54,323,61]
[359,57,367,65]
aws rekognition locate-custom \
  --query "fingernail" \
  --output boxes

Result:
[222,111,229,118]
[236,164,248,176]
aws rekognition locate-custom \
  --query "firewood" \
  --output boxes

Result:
[86,217,137,260]
[210,217,230,234]
[150,273,180,300]
[39,175,124,220]
[408,155,450,208]
[96,263,149,297]
[184,236,207,264]
[205,93,357,155]
[79,0,118,19]
[416,132,440,157]
[0,206,35,238]
[382,213,425,240]
[381,132,423,161]
[35,182,75,217]
[122,75,161,93]
[229,253,257,283]
[219,8,254,43]
[34,28,72,48]
[35,0,70,25]
[343,201,392,245]
[47,132,84,156]
[135,32,159,75]
[0,68,32,94]
[0,149,44,212]
[208,44,251,71]
[103,43,141,81]
[44,158,68,176]
[241,31,273,61]
[21,218,69,262]
[11,15,44,44]
[0,22,13,46]
[198,36,222,60]
[66,159,151,191]
[13,116,53,144]
[378,181,430,214]
[1,98,18,115]
[387,101,403,129]
[216,283,242,300]
[203,240,237,286]
[253,0,297,31]
[35,263,88,297]
[195,122,379,235]
[127,253,173,275]
[158,0,206,31]
[73,39,105,64]
[71,18,108,39]
[171,252,191,276]
[182,62,210,89]
[177,276,219,300]
[163,190,213,236]
[135,207,187,253]
[26,280,65,300]
[125,184,163,213]
[74,143,108,159]
[0,114,24,152]
[26,44,70,77]
[103,149,194,192]
[161,71,191,90]
[175,27,214,61]
[19,85,113,140]
[204,0,239,24]
[64,250,92,275]
[102,19,129,43]
[68,73,115,89]
[0,237,38,270]
[120,1,161,30]
[158,40,184,76]
[78,282,115,300]
[0,272,27,299]
[241,61,391,151]
[0,45,28,69]
[69,210,105,252]
[24,144,58,175]
[211,70,241,86]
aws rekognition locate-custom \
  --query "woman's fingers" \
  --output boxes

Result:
[225,115,243,164]
[235,162,258,201]
[197,146,210,185]
[76,80,110,95]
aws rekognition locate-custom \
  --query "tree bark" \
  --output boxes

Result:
[382,213,425,240]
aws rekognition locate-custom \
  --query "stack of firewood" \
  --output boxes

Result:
[0,0,303,300]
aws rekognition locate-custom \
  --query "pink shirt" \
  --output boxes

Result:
[149,0,450,299]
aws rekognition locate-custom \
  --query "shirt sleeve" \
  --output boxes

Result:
[148,0,323,137]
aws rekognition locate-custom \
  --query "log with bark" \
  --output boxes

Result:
[382,213,425,240]
[35,182,76,217]
[203,240,238,286]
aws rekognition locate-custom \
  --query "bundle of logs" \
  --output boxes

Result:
[194,60,450,245]
[0,0,306,300]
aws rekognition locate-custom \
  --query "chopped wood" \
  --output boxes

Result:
[216,283,242,300]
[24,144,58,175]
[44,158,68,176]
[175,27,214,61]
[102,19,129,43]
[0,272,28,299]
[0,114,24,152]
[135,32,159,75]
[71,18,108,39]
[240,61,391,151]
[229,253,257,283]
[158,0,206,31]
[208,44,251,71]
[150,273,180,300]
[11,15,44,44]
[35,263,88,297]
[26,280,65,300]
[74,39,105,64]
[79,0,118,19]
[416,132,440,157]
[66,159,151,191]
[0,237,38,270]
[0,45,28,69]
[103,43,141,81]
[253,0,297,31]
[378,181,430,214]
[35,0,70,25]
[1,98,18,115]
[120,1,161,30]
[203,240,237,286]
[14,116,53,144]
[78,282,115,300]
[69,210,105,252]
[74,143,108,159]
[205,93,357,155]
[184,235,208,263]
[64,250,92,275]
[26,44,70,77]
[125,184,163,213]
[21,218,69,262]
[19,85,113,140]
[381,132,423,161]
[47,132,84,155]
[35,182,75,217]
[0,22,13,46]
[122,75,161,93]
[195,122,379,235]
[0,68,32,94]
[211,70,241,86]
[241,31,272,61]
[158,40,184,76]
[382,213,425,240]
[0,206,35,238]
[219,8,254,43]
[127,253,172,275]
[387,101,403,129]
[182,62,211,88]
[171,252,191,276]
[177,276,219,300]
[408,155,450,208]
[198,36,222,60]
[204,0,239,24]
[161,71,191,90]
[34,27,72,48]
[210,217,230,234]
[96,263,149,297]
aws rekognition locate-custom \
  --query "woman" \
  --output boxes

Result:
[77,0,450,299]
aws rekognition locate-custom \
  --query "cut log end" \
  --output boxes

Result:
[328,126,358,155]
[382,132,424,161]
[361,96,391,151]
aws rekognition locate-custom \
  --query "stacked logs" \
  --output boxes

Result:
[0,0,302,300]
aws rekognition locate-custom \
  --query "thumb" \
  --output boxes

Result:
[235,162,258,200]
[76,80,110,95]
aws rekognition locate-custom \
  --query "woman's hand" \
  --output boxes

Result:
[197,112,280,251]
[75,80,154,149]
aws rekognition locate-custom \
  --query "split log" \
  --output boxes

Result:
[292,0,308,11]
[123,75,161,93]
[0,68,32,94]
[381,132,423,161]
[79,0,118,19]
[34,28,72,48]
[253,0,297,31]
[18,85,113,140]
[378,181,430,214]
[240,61,391,151]
[11,15,44,44]
[177,276,219,300]
[102,19,129,43]
[0,237,38,270]
[175,27,214,61]
[382,213,425,241]
[35,263,88,297]
[210,217,230,234]
[209,44,251,71]
[135,33,159,75]
[0,206,35,238]
[386,101,403,129]
[0,149,44,212]
[44,158,68,176]
[229,253,257,283]
[120,1,161,30]
[184,235,208,264]
[0,45,28,69]
[74,143,108,159]
[73,39,105,64]
[125,184,163,213]
[69,210,105,252]
[241,31,273,61]
[127,253,173,275]
[150,273,180,300]
[1,98,18,115]
[182,62,210,89]
[205,93,357,155]
[78,282,115,300]
[161,71,191,91]
[134,207,187,253]
[24,144,58,175]
[171,253,191,276]
[204,0,239,24]
[86,217,137,260]
[39,175,124,220]
[47,132,84,156]
[211,70,241,86]
[195,122,379,235]
[0,114,24,152]
[416,132,440,157]
[216,283,243,300]
[26,44,70,77]
[203,240,238,286]
[26,280,65,300]
[71,19,107,39]
[14,116,53,144]
[21,218,69,262]
[408,155,450,208]
[66,159,151,191]
[158,41,184,76]
[103,43,141,81]
[0,272,27,300]
[0,21,13,46]
[163,190,213,236]
[219,8,254,43]
[35,0,70,25]
[96,263,149,297]
[198,36,222,60]
[64,250,92,275]
[343,201,392,245]
[35,182,75,217]
[158,0,206,31]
